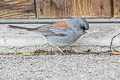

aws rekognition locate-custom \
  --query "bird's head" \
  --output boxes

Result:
[67,18,89,33]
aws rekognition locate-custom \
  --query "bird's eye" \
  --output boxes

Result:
[81,26,86,30]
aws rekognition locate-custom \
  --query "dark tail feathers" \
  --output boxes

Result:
[9,25,31,30]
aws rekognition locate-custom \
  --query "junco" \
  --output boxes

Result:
[9,18,89,53]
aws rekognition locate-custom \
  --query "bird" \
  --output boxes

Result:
[8,18,89,53]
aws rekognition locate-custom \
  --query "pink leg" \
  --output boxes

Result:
[56,46,64,54]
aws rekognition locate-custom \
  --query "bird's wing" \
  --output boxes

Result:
[29,24,72,37]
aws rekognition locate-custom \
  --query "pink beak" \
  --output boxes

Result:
[85,30,88,33]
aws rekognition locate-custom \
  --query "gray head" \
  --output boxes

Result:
[66,18,89,31]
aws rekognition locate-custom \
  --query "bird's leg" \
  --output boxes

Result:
[50,46,53,54]
[70,45,75,52]
[55,46,64,54]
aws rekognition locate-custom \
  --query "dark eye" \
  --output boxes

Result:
[81,26,85,30]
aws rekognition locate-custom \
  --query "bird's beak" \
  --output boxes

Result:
[85,30,88,33]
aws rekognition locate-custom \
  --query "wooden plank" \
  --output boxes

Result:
[113,0,120,17]
[0,0,35,18]
[35,0,112,18]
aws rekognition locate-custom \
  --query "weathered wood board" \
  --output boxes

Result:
[35,0,112,18]
[0,0,35,18]
[113,0,120,17]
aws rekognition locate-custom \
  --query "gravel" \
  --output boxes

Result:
[0,54,120,80]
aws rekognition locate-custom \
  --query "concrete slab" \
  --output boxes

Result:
[0,23,120,54]
[73,23,120,52]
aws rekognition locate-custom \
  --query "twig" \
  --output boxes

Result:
[110,33,120,52]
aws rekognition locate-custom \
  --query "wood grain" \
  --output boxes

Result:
[113,0,120,17]
[0,0,35,18]
[35,0,112,18]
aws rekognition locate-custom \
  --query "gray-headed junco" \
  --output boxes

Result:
[9,18,89,53]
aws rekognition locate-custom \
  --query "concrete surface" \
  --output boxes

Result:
[0,54,120,80]
[0,23,120,53]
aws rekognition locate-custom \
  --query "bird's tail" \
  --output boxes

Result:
[9,25,31,30]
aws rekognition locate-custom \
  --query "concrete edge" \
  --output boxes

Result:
[0,21,120,54]
[0,18,120,24]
